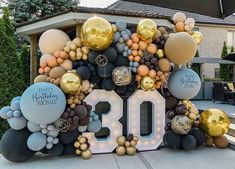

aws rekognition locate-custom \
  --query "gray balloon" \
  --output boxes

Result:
[88,120,102,133]
[7,116,27,130]
[27,121,41,132]
[20,82,66,125]
[168,68,201,100]
[78,125,87,132]
[27,132,47,151]
[0,106,11,119]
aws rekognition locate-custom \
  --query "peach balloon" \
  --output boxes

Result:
[39,29,70,54]
[131,33,140,43]
[175,22,185,32]
[139,41,147,50]
[60,51,69,59]
[127,39,133,47]
[148,69,156,78]
[47,57,58,67]
[164,32,197,65]
[132,43,139,50]
[147,44,157,54]
[132,50,138,56]
[135,74,142,81]
[158,58,171,72]
[44,66,51,73]
[134,56,141,62]
[128,55,134,61]
[137,65,149,76]
[53,50,61,58]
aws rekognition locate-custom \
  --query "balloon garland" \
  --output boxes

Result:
[0,12,231,163]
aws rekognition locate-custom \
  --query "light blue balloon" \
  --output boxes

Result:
[119,37,124,43]
[88,120,102,133]
[27,121,41,132]
[89,111,95,117]
[132,67,137,73]
[20,82,66,125]
[27,132,47,151]
[47,129,59,137]
[121,31,126,36]
[168,68,201,100]
[7,116,27,130]
[114,32,121,42]
[123,52,128,57]
[89,117,93,123]
[78,125,87,132]
[10,96,21,105]
[129,61,134,66]
[133,62,139,67]
[116,20,126,31]
[0,106,11,119]
[125,29,132,36]
[127,49,132,55]
[47,136,54,143]
[11,99,21,111]
[116,42,125,53]
[124,45,129,51]
[93,114,99,121]
[13,110,21,117]
[7,110,14,118]
[53,138,59,144]
[123,34,129,41]
[46,142,53,149]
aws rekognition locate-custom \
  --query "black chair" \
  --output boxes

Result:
[212,82,232,103]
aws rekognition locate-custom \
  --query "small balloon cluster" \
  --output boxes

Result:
[115,134,138,156]
[74,135,92,159]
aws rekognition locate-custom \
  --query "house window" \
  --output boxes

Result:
[227,31,235,47]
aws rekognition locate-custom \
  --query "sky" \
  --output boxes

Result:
[80,0,117,7]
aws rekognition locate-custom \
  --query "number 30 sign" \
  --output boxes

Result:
[83,89,165,153]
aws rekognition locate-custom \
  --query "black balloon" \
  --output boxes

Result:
[115,54,129,66]
[166,110,175,119]
[175,104,188,115]
[165,96,178,110]
[63,144,76,155]
[58,130,79,144]
[102,78,115,91]
[0,128,35,162]
[88,51,100,64]
[48,142,64,156]
[163,130,181,149]
[181,135,197,150]
[104,47,118,62]
[190,128,206,147]
[97,62,115,78]
[76,66,91,80]
[115,86,127,94]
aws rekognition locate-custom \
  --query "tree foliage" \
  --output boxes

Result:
[8,0,79,23]
[219,42,233,81]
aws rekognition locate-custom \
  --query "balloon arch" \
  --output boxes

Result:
[0,12,230,162]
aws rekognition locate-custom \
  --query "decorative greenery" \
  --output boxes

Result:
[191,50,200,76]
[0,8,26,138]
[8,0,79,23]
[219,42,233,81]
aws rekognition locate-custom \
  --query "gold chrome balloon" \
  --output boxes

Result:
[81,149,92,159]
[116,145,126,156]
[199,109,230,137]
[80,16,114,51]
[137,19,157,42]
[60,72,82,94]
[141,76,155,91]
[192,31,203,45]
[156,49,164,58]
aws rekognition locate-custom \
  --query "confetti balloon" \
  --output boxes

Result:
[140,76,155,91]
[171,115,192,135]
[81,16,114,51]
[192,31,203,45]
[199,109,230,137]
[112,66,132,86]
[137,19,157,42]
[60,72,82,94]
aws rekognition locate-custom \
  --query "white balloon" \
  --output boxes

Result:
[27,132,47,151]
[168,67,201,99]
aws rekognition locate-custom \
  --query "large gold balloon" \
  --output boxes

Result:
[137,19,157,42]
[141,76,155,91]
[199,109,230,137]
[80,16,114,51]
[60,72,82,94]
[192,31,203,45]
